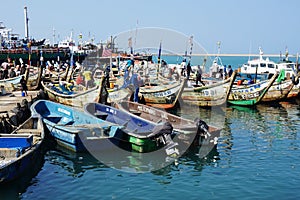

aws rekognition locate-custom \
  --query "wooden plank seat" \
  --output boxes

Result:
[16,129,42,135]
[129,109,142,116]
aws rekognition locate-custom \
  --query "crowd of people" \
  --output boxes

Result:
[0,62,27,80]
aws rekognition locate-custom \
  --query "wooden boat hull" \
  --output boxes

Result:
[84,102,175,153]
[262,79,295,102]
[107,88,132,104]
[287,83,300,99]
[182,72,236,107]
[31,100,126,153]
[42,81,101,108]
[0,76,21,88]
[139,79,186,109]
[116,101,221,152]
[0,116,44,184]
[228,73,278,106]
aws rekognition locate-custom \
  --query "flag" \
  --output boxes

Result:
[276,69,285,83]
[102,47,112,57]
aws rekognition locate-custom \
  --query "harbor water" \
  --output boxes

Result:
[1,56,300,200]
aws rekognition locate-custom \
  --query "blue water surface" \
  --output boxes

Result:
[8,101,298,200]
[0,56,299,200]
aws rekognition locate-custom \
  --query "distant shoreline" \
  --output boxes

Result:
[162,53,297,57]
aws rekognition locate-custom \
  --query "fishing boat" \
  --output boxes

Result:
[42,73,132,108]
[30,100,130,152]
[228,72,278,106]
[138,77,186,109]
[0,115,44,184]
[84,102,177,154]
[239,47,297,79]
[0,75,22,89]
[262,78,296,102]
[0,65,42,91]
[181,71,237,107]
[115,100,220,151]
[287,82,300,99]
[41,80,102,108]
[43,63,72,82]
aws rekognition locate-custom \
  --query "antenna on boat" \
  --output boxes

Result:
[259,46,263,60]
[217,41,221,55]
[248,41,252,61]
[285,46,289,61]
[216,41,223,64]
[52,27,56,46]
[134,19,138,53]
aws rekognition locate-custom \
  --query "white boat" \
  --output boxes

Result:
[240,47,297,78]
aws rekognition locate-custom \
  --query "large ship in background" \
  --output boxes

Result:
[0,7,88,66]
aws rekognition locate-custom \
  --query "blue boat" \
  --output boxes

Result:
[0,116,44,184]
[84,102,178,154]
[30,100,128,153]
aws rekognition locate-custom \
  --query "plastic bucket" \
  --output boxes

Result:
[110,82,114,88]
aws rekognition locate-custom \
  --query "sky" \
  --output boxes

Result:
[1,0,300,55]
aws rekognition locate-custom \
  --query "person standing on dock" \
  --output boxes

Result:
[227,65,233,78]
[20,75,28,96]
[196,65,205,86]
[132,73,144,103]
[186,61,192,80]
[82,69,92,89]
[122,59,134,88]
[104,65,110,88]
[9,67,16,78]
[2,66,8,79]
[76,72,84,86]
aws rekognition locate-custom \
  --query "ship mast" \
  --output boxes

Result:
[24,6,29,41]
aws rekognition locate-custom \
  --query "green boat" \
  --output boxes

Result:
[228,72,278,106]
[84,102,177,155]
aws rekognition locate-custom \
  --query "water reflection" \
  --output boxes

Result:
[256,103,298,140]
[40,142,221,181]
[221,102,300,163]
[4,100,300,199]
[45,147,107,178]
[148,145,220,184]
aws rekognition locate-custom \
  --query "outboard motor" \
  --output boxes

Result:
[150,122,179,156]
[194,118,211,139]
